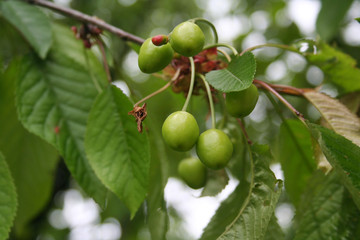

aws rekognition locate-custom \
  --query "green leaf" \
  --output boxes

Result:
[356,17,360,23]
[340,92,360,114]
[0,1,52,59]
[146,119,169,240]
[296,170,330,220]
[304,91,360,147]
[276,119,316,208]
[264,215,285,240]
[0,59,58,237]
[15,24,108,207]
[200,144,282,240]
[0,152,17,240]
[201,169,229,197]
[85,85,150,217]
[127,41,141,54]
[294,171,360,240]
[304,42,360,93]
[0,17,30,61]
[220,118,246,180]
[205,52,256,93]
[316,0,354,41]
[307,122,360,209]
[130,79,181,239]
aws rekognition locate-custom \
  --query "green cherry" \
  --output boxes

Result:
[196,129,233,170]
[170,21,205,57]
[178,157,207,189]
[226,84,259,118]
[138,37,174,74]
[162,111,199,151]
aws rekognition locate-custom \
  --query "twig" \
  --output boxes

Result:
[254,79,305,122]
[253,79,312,96]
[95,37,112,83]
[26,0,144,45]
[237,118,252,145]
[134,81,172,107]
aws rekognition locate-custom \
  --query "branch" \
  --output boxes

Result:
[254,79,305,122]
[253,79,312,96]
[95,37,112,83]
[27,0,144,45]
[237,118,252,145]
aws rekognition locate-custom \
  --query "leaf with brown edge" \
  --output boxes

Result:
[304,91,360,147]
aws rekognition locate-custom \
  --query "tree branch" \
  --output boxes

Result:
[254,79,305,122]
[253,79,312,96]
[237,118,252,145]
[27,0,144,45]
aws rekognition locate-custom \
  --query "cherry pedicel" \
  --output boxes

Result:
[161,47,227,95]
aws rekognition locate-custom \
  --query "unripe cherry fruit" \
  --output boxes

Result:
[162,111,199,151]
[196,129,233,170]
[138,37,174,74]
[169,21,205,57]
[226,84,259,118]
[178,157,207,189]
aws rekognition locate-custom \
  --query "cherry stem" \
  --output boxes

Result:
[237,118,252,145]
[240,43,298,56]
[134,81,171,107]
[191,18,218,44]
[133,68,181,107]
[182,57,196,112]
[204,43,238,56]
[254,79,305,122]
[95,37,112,83]
[217,48,231,62]
[26,0,144,45]
[198,74,216,129]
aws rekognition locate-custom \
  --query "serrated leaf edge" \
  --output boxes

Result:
[0,1,52,59]
[217,145,282,239]
[205,52,256,93]
[304,91,360,147]
[0,152,18,239]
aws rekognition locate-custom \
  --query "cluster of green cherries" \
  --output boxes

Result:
[138,21,205,73]
[138,20,259,189]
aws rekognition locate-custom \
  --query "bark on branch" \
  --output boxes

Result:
[27,0,144,45]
